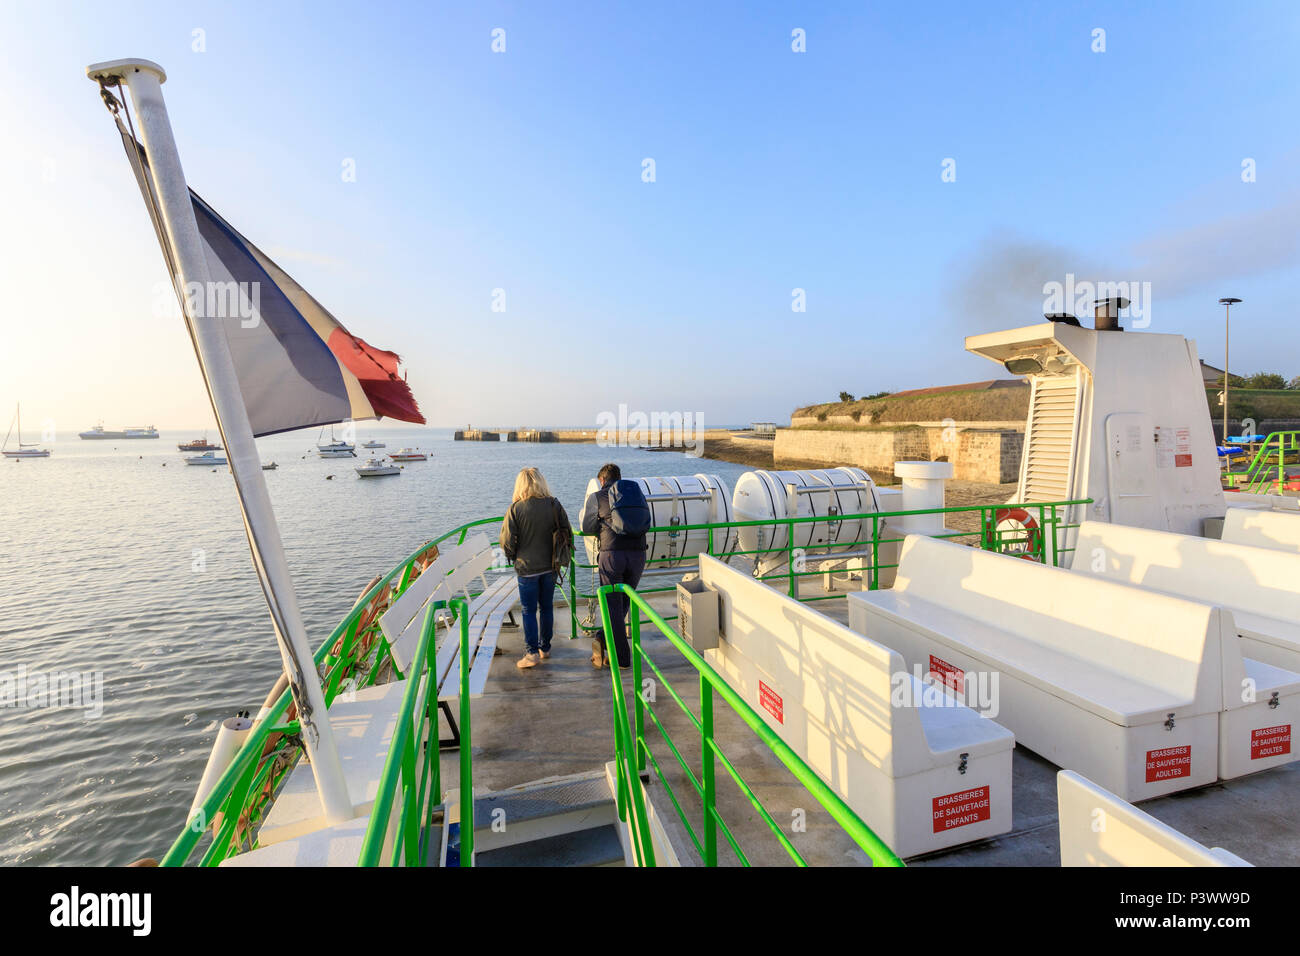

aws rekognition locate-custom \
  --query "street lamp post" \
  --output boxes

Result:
[1219,297,1241,443]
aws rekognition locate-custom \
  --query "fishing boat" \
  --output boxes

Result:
[178,436,222,452]
[91,58,1300,876]
[2,403,51,458]
[79,422,159,439]
[356,457,400,478]
[184,451,228,466]
[388,447,427,461]
[362,439,386,449]
[262,462,278,471]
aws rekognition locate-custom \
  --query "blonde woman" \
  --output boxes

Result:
[501,467,572,668]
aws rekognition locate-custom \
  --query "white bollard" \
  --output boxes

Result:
[893,461,954,534]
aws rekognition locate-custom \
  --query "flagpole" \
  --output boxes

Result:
[87,59,353,825]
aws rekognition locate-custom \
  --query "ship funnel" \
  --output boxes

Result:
[1093,297,1129,332]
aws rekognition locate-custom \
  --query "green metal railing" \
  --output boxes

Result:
[160,517,500,867]
[568,499,1088,637]
[358,597,472,866]
[161,498,1086,867]
[1222,430,1300,495]
[598,584,904,867]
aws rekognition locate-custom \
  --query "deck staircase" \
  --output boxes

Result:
[443,770,626,867]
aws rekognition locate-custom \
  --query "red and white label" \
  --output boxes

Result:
[758,681,783,724]
[1251,724,1291,760]
[932,786,990,833]
[1145,745,1192,782]
[927,654,965,694]
[1174,454,1193,468]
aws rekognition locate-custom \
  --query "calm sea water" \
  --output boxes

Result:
[0,428,752,865]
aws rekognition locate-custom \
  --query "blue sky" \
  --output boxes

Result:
[1,0,1297,430]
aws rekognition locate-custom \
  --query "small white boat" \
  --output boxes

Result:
[388,448,427,462]
[2,403,51,458]
[185,451,228,466]
[362,439,385,449]
[356,457,400,477]
[316,425,355,457]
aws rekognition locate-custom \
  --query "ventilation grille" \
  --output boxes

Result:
[1022,375,1078,502]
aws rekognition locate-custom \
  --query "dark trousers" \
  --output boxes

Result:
[517,571,556,654]
[597,549,646,666]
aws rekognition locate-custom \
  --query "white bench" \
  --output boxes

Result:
[255,681,411,848]
[847,535,1230,801]
[378,532,520,745]
[1066,520,1300,779]
[697,554,1014,859]
[1057,771,1251,867]
[1222,507,1300,554]
[380,533,495,675]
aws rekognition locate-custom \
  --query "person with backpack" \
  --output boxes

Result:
[579,462,650,669]
[501,467,573,669]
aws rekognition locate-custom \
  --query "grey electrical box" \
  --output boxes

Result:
[677,578,720,651]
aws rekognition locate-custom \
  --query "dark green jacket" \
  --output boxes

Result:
[501,496,570,576]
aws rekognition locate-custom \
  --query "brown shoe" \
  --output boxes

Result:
[539,649,551,660]
[591,640,606,669]
[517,652,540,669]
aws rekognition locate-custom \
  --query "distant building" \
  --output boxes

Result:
[1200,360,1231,385]
[752,422,777,436]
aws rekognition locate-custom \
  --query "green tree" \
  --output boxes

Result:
[838,391,855,403]
[1288,376,1300,391]
[1244,372,1287,390]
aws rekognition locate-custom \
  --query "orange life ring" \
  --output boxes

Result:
[992,507,1041,558]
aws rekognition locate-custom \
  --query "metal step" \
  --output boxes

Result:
[471,769,617,854]
[475,823,625,867]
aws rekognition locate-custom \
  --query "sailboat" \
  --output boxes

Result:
[316,424,356,458]
[2,404,51,458]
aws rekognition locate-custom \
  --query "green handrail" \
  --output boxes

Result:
[1223,430,1300,494]
[162,500,1085,867]
[598,583,905,868]
[569,498,1089,636]
[161,516,500,866]
[358,597,468,866]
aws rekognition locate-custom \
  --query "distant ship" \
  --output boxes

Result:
[79,423,159,440]
[178,436,222,452]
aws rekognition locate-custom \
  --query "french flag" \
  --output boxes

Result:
[187,190,425,436]
[121,130,423,436]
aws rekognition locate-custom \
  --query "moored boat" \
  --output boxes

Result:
[388,447,426,461]
[184,451,228,466]
[355,457,400,477]
[179,436,222,452]
[2,403,51,458]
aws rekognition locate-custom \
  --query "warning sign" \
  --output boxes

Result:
[1174,427,1192,467]
[927,654,965,693]
[1145,745,1192,782]
[932,786,991,833]
[758,681,783,724]
[1251,724,1291,760]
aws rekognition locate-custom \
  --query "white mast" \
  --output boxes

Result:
[86,59,353,825]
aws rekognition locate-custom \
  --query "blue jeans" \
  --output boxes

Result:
[517,571,556,654]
